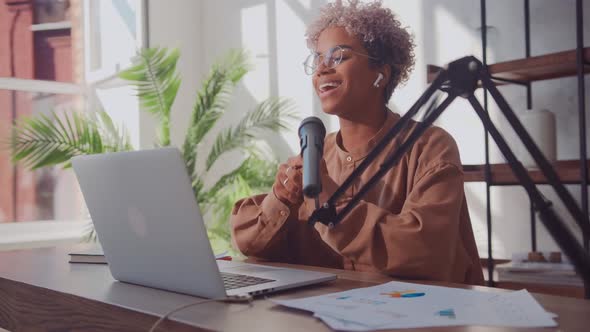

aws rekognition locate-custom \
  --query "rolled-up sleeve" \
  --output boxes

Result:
[230,191,294,259]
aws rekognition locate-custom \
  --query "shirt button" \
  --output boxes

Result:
[279,210,287,217]
[346,156,352,162]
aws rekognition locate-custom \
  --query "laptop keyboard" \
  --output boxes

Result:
[221,272,275,290]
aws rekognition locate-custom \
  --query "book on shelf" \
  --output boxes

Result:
[496,251,583,287]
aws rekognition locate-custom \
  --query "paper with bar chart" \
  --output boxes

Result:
[272,281,557,331]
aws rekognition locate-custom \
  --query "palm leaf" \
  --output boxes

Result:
[9,110,130,169]
[192,176,206,204]
[207,175,254,247]
[183,49,251,183]
[205,98,297,171]
[202,156,277,205]
[94,109,133,152]
[119,47,181,146]
[205,157,275,257]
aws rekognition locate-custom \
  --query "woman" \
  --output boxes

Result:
[230,0,484,285]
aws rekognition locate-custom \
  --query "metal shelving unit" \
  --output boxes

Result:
[425,0,589,296]
[478,0,589,296]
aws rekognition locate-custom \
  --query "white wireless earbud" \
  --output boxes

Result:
[373,73,384,88]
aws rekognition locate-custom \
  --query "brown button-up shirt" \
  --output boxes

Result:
[230,111,484,285]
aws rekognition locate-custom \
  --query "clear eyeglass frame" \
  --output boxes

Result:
[302,45,378,75]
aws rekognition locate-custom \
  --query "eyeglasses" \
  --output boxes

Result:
[303,45,378,75]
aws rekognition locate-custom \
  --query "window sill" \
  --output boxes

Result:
[30,21,72,32]
[0,220,93,251]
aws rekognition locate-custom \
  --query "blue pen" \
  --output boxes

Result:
[401,292,425,298]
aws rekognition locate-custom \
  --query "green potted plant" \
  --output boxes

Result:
[8,47,297,254]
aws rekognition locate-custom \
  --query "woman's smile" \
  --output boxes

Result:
[318,80,343,98]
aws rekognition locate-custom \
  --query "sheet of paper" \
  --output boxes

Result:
[273,281,557,330]
[459,289,558,327]
[313,313,381,332]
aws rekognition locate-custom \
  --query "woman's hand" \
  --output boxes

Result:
[273,156,304,206]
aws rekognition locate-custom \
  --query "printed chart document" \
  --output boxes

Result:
[273,281,557,331]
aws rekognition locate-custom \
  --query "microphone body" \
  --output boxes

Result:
[298,117,326,198]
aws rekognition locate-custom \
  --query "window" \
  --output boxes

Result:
[84,0,147,82]
[34,0,71,24]
[0,0,145,225]
[0,87,85,222]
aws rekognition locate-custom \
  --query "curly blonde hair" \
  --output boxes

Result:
[306,0,415,104]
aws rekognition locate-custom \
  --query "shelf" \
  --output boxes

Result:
[480,260,585,299]
[427,47,590,84]
[462,160,590,185]
[496,281,585,298]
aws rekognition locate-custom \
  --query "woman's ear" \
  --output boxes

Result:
[373,65,391,88]
[373,73,385,87]
[381,64,392,88]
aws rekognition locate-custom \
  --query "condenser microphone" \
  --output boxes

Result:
[298,116,326,198]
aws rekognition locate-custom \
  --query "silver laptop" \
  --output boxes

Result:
[71,147,336,298]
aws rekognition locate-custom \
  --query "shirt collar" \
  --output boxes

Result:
[335,110,400,162]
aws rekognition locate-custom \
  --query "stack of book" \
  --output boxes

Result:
[69,244,106,264]
[68,244,232,264]
[496,252,583,287]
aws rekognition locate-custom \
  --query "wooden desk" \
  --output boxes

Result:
[0,246,589,332]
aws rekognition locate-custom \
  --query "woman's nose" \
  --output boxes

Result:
[315,58,332,76]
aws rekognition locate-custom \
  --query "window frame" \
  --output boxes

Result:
[83,0,148,84]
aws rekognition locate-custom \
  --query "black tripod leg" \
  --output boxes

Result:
[481,73,590,237]
[308,72,450,226]
[330,93,458,227]
[467,94,590,288]
[324,71,450,209]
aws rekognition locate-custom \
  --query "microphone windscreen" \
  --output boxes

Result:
[298,117,326,197]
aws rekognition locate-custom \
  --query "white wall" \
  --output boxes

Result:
[144,0,203,149]
[84,0,145,150]
[148,0,590,259]
[198,0,329,169]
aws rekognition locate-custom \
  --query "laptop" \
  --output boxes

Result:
[71,147,336,298]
